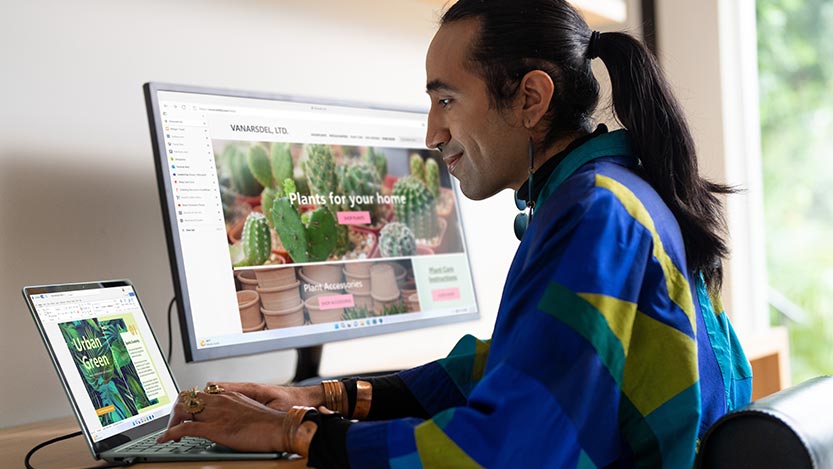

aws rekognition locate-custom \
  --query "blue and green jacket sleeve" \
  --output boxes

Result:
[343,150,751,468]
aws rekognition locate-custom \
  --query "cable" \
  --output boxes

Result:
[25,431,81,469]
[166,296,176,363]
[24,430,137,469]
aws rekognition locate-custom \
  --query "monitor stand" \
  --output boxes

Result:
[293,345,323,383]
[292,345,400,386]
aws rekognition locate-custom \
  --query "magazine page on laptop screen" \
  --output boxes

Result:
[30,286,178,443]
[155,89,478,354]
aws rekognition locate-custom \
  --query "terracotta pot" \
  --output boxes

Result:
[242,318,266,333]
[257,281,301,310]
[301,265,343,284]
[372,293,401,315]
[236,270,259,291]
[344,271,371,293]
[352,292,373,310]
[237,290,262,328]
[400,279,417,300]
[415,245,434,256]
[305,295,345,324]
[237,193,262,208]
[404,293,421,312]
[261,302,305,329]
[370,263,400,300]
[255,266,297,288]
[391,263,407,286]
[344,261,372,276]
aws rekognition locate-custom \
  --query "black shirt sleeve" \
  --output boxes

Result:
[304,411,351,469]
[306,374,431,468]
[341,374,431,420]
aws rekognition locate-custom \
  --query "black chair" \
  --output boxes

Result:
[697,376,833,468]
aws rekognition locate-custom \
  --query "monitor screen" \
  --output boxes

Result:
[144,83,479,362]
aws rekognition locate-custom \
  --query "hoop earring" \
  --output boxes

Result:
[513,137,535,240]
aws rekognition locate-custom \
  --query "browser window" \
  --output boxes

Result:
[154,89,477,355]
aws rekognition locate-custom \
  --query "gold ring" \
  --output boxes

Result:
[204,384,225,394]
[181,386,205,415]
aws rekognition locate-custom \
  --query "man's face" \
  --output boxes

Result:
[424,19,528,200]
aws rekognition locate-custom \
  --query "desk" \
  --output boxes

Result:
[1,416,308,469]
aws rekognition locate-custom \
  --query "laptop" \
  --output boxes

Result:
[23,279,284,462]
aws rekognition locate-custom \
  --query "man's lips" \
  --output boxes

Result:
[443,152,462,172]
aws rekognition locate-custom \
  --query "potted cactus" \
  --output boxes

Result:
[392,176,441,242]
[409,153,426,182]
[227,144,264,203]
[339,160,383,226]
[363,147,388,182]
[302,144,351,255]
[270,142,293,187]
[378,222,417,258]
[270,179,337,263]
[228,212,272,267]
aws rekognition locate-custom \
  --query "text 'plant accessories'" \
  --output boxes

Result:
[514,136,535,240]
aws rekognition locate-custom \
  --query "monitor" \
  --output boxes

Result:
[143,82,479,367]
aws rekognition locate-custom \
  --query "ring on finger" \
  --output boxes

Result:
[181,386,206,415]
[204,384,225,394]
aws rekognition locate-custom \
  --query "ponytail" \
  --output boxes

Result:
[594,32,734,290]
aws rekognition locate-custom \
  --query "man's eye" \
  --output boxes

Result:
[438,98,452,107]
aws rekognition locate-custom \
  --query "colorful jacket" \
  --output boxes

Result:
[346,130,753,468]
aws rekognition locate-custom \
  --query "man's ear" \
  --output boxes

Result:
[519,70,555,129]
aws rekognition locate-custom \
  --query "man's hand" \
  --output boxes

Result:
[204,382,323,412]
[157,390,287,452]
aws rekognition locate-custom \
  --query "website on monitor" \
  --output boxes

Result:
[31,287,178,443]
[157,91,476,350]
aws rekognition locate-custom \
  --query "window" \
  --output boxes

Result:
[757,0,833,383]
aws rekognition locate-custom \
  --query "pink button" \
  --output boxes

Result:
[318,294,355,310]
[431,288,461,302]
[337,211,372,225]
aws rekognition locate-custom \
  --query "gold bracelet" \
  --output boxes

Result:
[353,380,372,420]
[321,379,348,415]
[284,406,316,456]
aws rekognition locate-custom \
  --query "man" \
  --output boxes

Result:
[160,1,752,467]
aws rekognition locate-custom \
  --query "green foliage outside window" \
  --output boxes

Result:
[757,0,833,383]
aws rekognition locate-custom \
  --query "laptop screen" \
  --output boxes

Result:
[26,282,179,445]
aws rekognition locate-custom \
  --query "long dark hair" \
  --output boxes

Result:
[442,0,733,291]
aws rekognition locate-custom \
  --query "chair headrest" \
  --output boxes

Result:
[698,376,833,469]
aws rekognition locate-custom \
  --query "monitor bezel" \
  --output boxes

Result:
[144,82,480,363]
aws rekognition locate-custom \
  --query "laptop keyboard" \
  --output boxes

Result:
[116,432,216,454]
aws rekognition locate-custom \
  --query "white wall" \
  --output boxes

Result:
[0,0,520,428]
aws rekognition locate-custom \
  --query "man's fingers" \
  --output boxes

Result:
[157,420,210,443]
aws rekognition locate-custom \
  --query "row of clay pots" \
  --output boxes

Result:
[238,261,416,331]
[237,267,298,290]
[239,289,366,331]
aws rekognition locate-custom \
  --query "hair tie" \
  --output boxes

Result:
[587,30,602,59]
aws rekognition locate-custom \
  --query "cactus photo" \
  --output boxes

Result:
[213,140,465,275]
